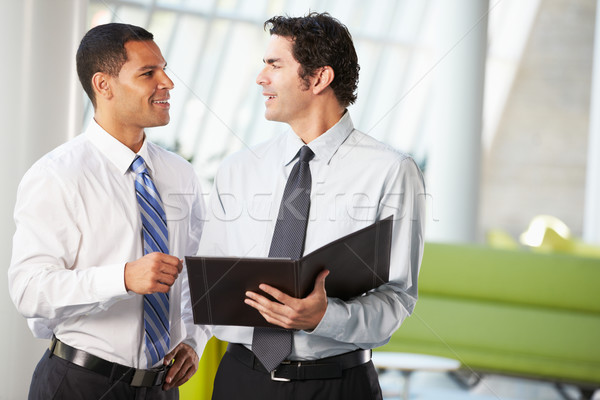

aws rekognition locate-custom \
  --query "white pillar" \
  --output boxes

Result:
[583,0,600,244]
[426,0,489,243]
[0,1,86,397]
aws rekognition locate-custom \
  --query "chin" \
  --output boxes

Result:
[148,117,171,127]
[264,111,282,123]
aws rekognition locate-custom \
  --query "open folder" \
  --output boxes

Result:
[185,215,393,327]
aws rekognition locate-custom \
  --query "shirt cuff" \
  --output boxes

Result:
[306,297,346,339]
[92,262,130,301]
[182,325,211,357]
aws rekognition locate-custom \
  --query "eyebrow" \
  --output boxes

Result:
[138,62,168,71]
[264,58,281,65]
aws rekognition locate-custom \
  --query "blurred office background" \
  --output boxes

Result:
[1,0,599,398]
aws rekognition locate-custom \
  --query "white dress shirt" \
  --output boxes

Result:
[9,120,209,368]
[198,112,426,360]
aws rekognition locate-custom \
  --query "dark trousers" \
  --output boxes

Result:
[28,350,178,400]
[212,350,383,400]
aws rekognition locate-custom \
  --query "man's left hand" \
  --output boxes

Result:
[162,342,199,391]
[245,269,329,330]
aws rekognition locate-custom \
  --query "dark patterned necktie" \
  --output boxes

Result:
[252,145,315,371]
[131,155,171,367]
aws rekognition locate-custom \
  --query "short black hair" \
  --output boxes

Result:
[76,23,154,107]
[264,12,360,108]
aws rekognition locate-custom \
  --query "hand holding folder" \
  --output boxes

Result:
[185,216,393,328]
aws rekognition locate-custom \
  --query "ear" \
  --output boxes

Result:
[91,72,113,101]
[312,66,335,95]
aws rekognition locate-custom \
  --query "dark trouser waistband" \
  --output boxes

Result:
[49,337,169,387]
[227,343,371,381]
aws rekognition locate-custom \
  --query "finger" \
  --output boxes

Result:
[175,258,183,274]
[245,291,289,315]
[170,361,193,387]
[157,272,177,286]
[165,364,185,388]
[163,345,178,365]
[165,352,185,385]
[177,364,196,386]
[255,307,293,329]
[245,298,291,327]
[257,284,295,305]
[149,274,176,293]
[159,262,182,277]
[245,297,278,318]
[164,349,198,389]
[244,296,264,313]
[153,281,173,293]
[164,253,182,264]
[147,252,176,263]
[153,271,179,290]
[313,270,330,294]
[155,253,183,268]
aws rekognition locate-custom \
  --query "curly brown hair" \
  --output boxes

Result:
[264,12,360,108]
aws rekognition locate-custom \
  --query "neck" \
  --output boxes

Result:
[94,112,145,153]
[290,105,345,144]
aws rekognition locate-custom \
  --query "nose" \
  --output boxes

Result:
[159,69,175,90]
[256,66,269,86]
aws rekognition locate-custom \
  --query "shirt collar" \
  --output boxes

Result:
[283,111,354,166]
[85,119,153,175]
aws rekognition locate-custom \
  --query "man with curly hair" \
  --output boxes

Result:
[199,12,426,400]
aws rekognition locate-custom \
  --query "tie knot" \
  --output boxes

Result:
[298,146,314,163]
[130,155,148,175]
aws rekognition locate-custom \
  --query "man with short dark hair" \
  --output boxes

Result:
[9,23,208,399]
[198,12,426,400]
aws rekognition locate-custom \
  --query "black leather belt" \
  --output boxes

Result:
[227,343,371,381]
[49,337,169,387]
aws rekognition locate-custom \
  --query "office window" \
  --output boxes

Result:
[87,0,538,187]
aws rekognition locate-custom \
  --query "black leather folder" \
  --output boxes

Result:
[185,215,393,327]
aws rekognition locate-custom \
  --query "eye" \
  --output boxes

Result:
[141,71,153,77]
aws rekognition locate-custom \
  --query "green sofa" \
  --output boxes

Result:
[377,243,600,392]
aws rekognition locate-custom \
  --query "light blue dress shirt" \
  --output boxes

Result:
[198,112,426,360]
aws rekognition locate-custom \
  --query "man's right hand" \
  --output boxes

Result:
[124,252,183,294]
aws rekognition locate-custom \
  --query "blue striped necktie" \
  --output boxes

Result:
[131,155,170,367]
[252,145,315,371]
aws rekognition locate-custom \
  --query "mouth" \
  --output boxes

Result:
[152,98,170,108]
[263,93,277,103]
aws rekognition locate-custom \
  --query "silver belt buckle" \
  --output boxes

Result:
[130,369,149,387]
[270,369,291,382]
[130,365,167,387]
[270,361,297,382]
[154,366,168,385]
